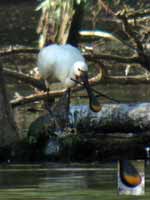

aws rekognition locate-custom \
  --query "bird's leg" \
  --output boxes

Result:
[44,80,54,114]
[44,80,63,133]
[64,89,77,136]
[44,80,71,132]
[56,88,71,126]
[66,88,70,126]
[48,88,71,136]
[62,88,76,135]
[45,80,49,91]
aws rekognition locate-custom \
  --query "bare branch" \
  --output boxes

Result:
[104,75,150,85]
[126,8,150,19]
[10,71,102,107]
[116,11,150,71]
[0,46,38,57]
[84,53,140,64]
[99,0,115,16]
[10,73,150,108]
[3,68,45,90]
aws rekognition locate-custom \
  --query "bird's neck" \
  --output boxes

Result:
[63,68,76,88]
[64,77,76,88]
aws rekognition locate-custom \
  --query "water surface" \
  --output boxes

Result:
[0,163,150,200]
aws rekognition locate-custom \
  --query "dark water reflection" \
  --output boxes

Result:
[0,163,149,200]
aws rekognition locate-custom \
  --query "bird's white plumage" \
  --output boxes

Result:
[37,44,88,88]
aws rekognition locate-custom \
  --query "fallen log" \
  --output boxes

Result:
[69,103,150,132]
[27,103,150,161]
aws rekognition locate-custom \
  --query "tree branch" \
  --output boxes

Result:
[126,8,150,19]
[0,45,142,66]
[10,71,102,107]
[116,11,150,71]
[10,73,150,107]
[3,68,45,90]
[84,53,140,64]
[99,0,115,16]
[0,46,38,57]
[104,75,150,85]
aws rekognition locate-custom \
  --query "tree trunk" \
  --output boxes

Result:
[70,103,150,133]
[0,67,18,147]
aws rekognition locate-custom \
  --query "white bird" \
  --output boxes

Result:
[37,44,101,112]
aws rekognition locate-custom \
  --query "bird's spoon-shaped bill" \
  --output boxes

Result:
[81,72,101,112]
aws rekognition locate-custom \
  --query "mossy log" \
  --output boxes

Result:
[27,104,150,161]
[69,103,150,133]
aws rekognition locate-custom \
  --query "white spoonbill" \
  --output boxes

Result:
[37,44,101,112]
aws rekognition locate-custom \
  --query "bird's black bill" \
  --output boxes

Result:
[81,72,101,112]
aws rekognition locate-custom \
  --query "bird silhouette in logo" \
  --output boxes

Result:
[119,160,142,188]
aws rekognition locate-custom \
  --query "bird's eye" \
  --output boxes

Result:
[78,68,84,72]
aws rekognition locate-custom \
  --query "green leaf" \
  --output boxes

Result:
[76,0,81,4]
[76,0,87,4]
[35,0,51,11]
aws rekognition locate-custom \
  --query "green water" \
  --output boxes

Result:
[0,163,149,200]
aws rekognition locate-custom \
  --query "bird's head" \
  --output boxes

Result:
[73,61,88,79]
[73,61,101,113]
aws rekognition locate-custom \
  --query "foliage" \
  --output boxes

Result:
[36,0,87,47]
